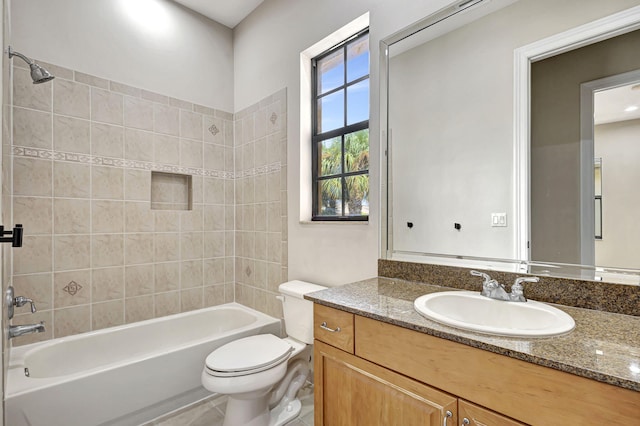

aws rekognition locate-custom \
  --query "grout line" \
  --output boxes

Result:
[88,84,94,332]
[121,92,128,326]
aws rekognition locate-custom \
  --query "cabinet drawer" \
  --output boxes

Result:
[459,400,527,426]
[313,304,354,353]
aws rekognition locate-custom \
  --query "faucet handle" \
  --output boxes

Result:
[471,270,500,298]
[513,276,540,289]
[14,296,37,313]
[511,276,540,302]
[470,270,492,284]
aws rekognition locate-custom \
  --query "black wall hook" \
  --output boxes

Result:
[0,224,23,247]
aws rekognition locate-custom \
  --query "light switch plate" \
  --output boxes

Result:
[491,212,507,227]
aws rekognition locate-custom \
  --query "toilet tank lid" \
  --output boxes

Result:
[279,280,327,298]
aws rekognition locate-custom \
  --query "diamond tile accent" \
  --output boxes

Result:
[208,124,220,136]
[63,281,83,296]
[270,112,278,124]
[245,266,252,277]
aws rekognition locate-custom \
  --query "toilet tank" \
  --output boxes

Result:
[279,280,327,344]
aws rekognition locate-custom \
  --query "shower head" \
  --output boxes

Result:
[7,46,55,84]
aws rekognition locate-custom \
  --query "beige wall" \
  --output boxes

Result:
[9,59,235,345]
[531,29,640,264]
[594,118,640,269]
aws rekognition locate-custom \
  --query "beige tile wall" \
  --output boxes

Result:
[10,59,237,345]
[234,89,288,320]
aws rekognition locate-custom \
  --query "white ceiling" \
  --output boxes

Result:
[594,82,640,125]
[172,0,264,28]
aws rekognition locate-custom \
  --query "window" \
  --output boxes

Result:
[312,29,369,221]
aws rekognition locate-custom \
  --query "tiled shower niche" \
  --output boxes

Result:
[151,171,193,211]
[9,59,238,344]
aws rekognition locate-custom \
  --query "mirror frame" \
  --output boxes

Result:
[381,1,640,283]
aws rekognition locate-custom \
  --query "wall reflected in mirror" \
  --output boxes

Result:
[383,0,640,284]
[593,81,640,269]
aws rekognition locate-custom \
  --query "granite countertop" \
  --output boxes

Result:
[305,277,640,392]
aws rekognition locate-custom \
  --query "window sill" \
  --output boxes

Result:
[300,220,369,225]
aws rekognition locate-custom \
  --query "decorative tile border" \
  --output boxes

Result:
[236,163,283,179]
[13,146,282,180]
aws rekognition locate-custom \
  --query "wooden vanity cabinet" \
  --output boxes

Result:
[313,304,639,426]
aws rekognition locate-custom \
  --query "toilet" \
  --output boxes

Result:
[201,280,327,426]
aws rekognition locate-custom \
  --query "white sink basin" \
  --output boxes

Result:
[414,291,575,337]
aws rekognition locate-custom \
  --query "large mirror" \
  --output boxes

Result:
[382,0,640,283]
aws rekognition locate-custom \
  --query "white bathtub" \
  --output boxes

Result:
[6,303,281,426]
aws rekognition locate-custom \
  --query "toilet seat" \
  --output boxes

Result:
[205,334,292,377]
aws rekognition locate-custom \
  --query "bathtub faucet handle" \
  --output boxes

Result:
[14,296,37,313]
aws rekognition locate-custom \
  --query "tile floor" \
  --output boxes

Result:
[144,383,314,426]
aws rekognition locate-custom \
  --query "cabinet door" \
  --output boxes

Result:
[459,400,527,426]
[315,340,457,426]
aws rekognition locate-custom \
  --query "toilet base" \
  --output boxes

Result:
[222,393,302,426]
[270,398,302,426]
[222,390,270,426]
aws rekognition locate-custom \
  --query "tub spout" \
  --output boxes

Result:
[9,321,45,339]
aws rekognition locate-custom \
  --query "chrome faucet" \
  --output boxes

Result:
[9,321,45,338]
[470,271,539,302]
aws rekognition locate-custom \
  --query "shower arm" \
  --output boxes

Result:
[7,46,35,66]
[6,45,55,84]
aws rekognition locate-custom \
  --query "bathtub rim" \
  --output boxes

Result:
[7,302,282,397]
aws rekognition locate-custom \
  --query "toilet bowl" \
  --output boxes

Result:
[201,280,326,426]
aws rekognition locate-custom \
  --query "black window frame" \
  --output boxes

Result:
[311,28,370,222]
